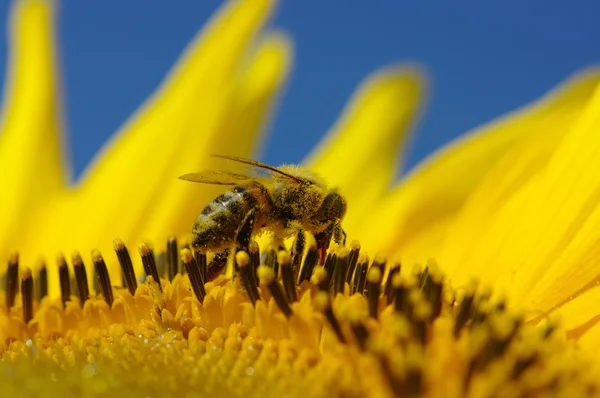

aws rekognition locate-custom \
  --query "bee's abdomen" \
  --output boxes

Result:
[192,186,257,251]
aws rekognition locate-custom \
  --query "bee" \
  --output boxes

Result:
[179,155,347,280]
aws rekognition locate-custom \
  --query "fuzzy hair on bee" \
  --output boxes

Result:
[179,155,347,281]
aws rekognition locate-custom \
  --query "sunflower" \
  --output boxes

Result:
[2,0,600,397]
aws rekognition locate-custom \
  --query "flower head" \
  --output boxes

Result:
[2,0,600,397]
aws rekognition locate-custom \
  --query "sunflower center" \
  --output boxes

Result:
[0,233,598,397]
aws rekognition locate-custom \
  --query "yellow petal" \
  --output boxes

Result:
[144,33,293,247]
[67,0,273,253]
[439,72,600,314]
[0,0,67,257]
[305,66,425,239]
[362,69,600,267]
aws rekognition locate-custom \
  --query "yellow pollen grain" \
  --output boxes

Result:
[236,250,250,267]
[349,240,360,251]
[257,265,275,285]
[367,267,382,284]
[313,291,331,311]
[91,249,103,262]
[310,266,327,285]
[277,250,291,265]
[113,238,125,251]
[180,248,193,262]
[71,251,83,267]
[138,242,151,256]
[335,246,348,258]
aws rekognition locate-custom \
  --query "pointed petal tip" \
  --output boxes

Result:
[245,31,294,93]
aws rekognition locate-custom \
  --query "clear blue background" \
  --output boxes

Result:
[0,0,598,180]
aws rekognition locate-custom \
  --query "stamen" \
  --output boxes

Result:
[258,265,292,317]
[392,274,410,315]
[412,301,431,344]
[139,243,162,292]
[290,229,305,282]
[384,263,401,305]
[181,248,206,303]
[366,266,382,319]
[262,248,279,278]
[91,250,114,307]
[166,236,179,281]
[314,291,346,343]
[21,267,33,324]
[371,254,387,274]
[353,253,369,295]
[114,239,137,295]
[278,251,297,303]
[57,254,71,308]
[236,251,259,306]
[345,240,361,284]
[37,261,48,301]
[454,285,476,337]
[331,247,348,294]
[310,266,329,292]
[5,253,19,309]
[72,252,90,305]
[323,249,337,279]
[298,243,318,284]
[248,241,260,289]
[180,242,190,275]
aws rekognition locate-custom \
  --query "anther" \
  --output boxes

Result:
[248,241,260,288]
[261,248,279,277]
[258,265,292,317]
[114,239,137,295]
[21,267,34,324]
[236,251,259,306]
[298,243,318,283]
[57,254,71,308]
[385,263,401,305]
[37,261,48,301]
[332,247,348,294]
[353,253,369,295]
[139,242,162,292]
[454,285,476,337]
[314,291,346,343]
[412,302,431,344]
[71,252,90,305]
[5,253,19,309]
[323,249,337,278]
[345,240,361,284]
[310,266,329,291]
[366,266,382,319]
[181,248,206,303]
[278,251,297,303]
[371,254,387,274]
[91,250,114,307]
[166,236,179,281]
[392,274,409,314]
[291,229,305,282]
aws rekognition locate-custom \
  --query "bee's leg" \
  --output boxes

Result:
[206,249,229,282]
[233,209,256,272]
[314,223,335,265]
[236,209,256,253]
[332,221,346,245]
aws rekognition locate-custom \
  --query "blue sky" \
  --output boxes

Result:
[0,0,599,180]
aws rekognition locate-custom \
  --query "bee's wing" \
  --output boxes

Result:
[211,154,304,184]
[179,170,255,185]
